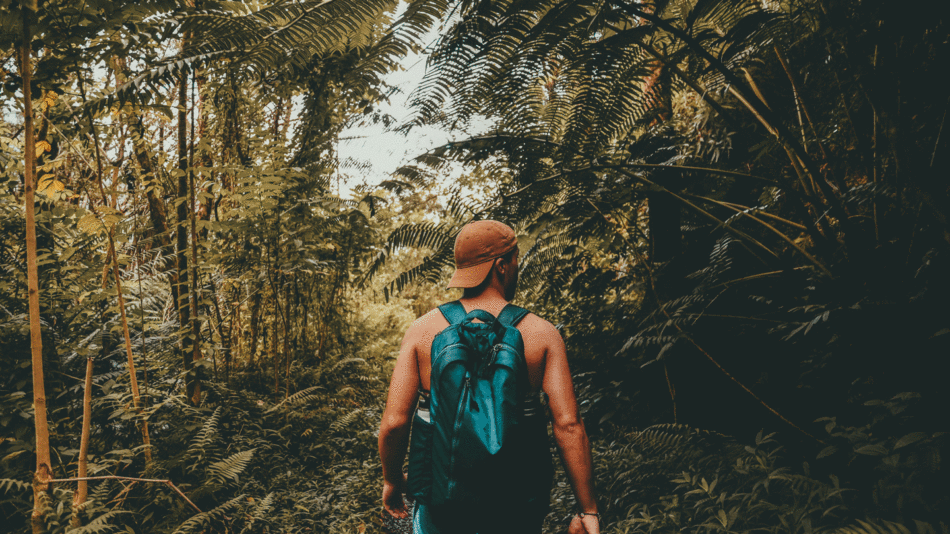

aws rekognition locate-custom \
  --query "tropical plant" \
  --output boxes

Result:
[3,0,948,532]
[374,0,950,531]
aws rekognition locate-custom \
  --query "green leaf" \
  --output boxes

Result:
[893,432,927,450]
[855,444,888,456]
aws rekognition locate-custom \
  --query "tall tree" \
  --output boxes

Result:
[177,71,199,404]
[17,1,53,532]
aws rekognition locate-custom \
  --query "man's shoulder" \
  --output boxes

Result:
[517,308,555,329]
[404,307,451,346]
[406,303,561,343]
[516,310,563,345]
[412,307,449,329]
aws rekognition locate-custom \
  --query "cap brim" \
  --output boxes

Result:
[446,259,494,289]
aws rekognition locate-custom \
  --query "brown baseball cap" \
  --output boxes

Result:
[447,220,518,288]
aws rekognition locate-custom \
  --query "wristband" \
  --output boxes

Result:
[578,512,600,521]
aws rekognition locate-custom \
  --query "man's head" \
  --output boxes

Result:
[447,220,519,300]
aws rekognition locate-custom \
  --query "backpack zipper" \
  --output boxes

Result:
[447,374,471,496]
[482,344,503,377]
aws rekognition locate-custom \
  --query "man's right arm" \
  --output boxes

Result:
[378,319,423,518]
[540,321,599,533]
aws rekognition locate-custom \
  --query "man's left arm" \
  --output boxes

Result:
[378,321,422,518]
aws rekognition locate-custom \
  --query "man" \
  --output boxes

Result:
[379,220,600,534]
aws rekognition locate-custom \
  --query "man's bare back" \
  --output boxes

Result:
[409,296,561,394]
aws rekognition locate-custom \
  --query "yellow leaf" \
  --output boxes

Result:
[718,510,728,527]
[42,91,57,109]
[37,175,63,195]
[77,213,103,235]
[35,140,51,154]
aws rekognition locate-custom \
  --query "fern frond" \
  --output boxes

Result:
[265,385,323,413]
[66,511,132,534]
[190,406,223,452]
[329,357,367,372]
[330,408,365,433]
[362,220,461,292]
[206,449,256,486]
[171,494,245,534]
[630,423,732,456]
[239,492,275,534]
[0,478,30,494]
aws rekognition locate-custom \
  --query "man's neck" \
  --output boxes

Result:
[459,286,510,315]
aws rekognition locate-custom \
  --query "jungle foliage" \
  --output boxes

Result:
[1,0,948,532]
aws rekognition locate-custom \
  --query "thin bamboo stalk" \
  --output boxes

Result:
[20,3,53,532]
[108,237,153,462]
[70,357,94,527]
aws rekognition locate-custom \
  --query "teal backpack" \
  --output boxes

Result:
[407,300,534,507]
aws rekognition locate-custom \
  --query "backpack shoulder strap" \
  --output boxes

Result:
[437,300,467,325]
[497,304,530,327]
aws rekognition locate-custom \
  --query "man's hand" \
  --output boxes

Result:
[382,477,408,519]
[569,514,600,534]
[380,318,423,520]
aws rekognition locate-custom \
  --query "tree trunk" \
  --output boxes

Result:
[271,319,280,395]
[210,282,232,385]
[110,58,181,315]
[194,71,215,227]
[317,259,346,361]
[178,72,197,403]
[228,292,237,386]
[301,281,312,356]
[248,290,261,368]
[283,284,292,399]
[129,115,177,264]
[70,357,93,528]
[188,74,203,405]
[20,3,53,532]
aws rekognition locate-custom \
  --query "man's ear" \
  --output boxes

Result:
[495,256,506,275]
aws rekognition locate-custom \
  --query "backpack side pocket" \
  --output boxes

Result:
[406,412,434,503]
